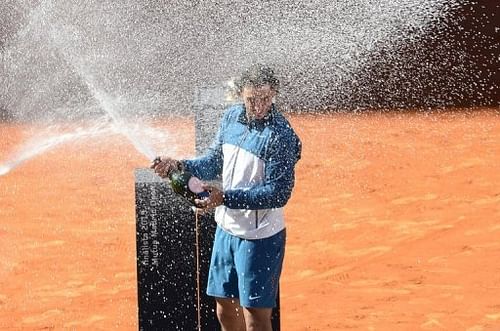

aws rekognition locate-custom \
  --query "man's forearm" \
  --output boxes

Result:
[223,182,293,210]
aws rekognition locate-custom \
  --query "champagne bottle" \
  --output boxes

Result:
[168,169,209,205]
[152,157,209,205]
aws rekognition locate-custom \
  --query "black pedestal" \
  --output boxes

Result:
[135,168,218,330]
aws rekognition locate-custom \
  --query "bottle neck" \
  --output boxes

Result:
[168,168,184,180]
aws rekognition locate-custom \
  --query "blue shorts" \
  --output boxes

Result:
[206,226,286,308]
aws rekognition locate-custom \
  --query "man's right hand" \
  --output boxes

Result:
[150,156,182,179]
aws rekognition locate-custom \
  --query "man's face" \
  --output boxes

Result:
[241,85,276,120]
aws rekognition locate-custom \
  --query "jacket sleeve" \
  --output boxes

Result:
[181,114,226,181]
[224,130,301,210]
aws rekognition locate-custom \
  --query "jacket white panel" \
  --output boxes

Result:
[215,143,285,239]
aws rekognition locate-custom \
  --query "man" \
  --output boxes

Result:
[152,64,301,331]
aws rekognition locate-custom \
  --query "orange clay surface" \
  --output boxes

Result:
[0,109,499,330]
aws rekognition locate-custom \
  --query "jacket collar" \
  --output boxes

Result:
[238,104,276,128]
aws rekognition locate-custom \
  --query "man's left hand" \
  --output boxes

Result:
[194,184,224,211]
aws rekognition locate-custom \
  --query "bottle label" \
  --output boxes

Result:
[188,176,205,194]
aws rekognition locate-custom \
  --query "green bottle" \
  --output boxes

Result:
[168,169,209,206]
[152,157,209,205]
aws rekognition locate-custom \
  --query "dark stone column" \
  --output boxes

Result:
[135,168,219,330]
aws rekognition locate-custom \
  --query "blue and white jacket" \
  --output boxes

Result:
[183,103,301,239]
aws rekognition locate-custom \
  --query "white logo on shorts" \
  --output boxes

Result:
[248,295,262,300]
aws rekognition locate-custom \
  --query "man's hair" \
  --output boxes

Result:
[234,64,280,94]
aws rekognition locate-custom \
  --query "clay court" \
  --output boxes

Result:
[0,108,499,330]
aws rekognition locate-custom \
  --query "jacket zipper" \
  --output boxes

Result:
[255,210,259,229]
[229,128,251,187]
